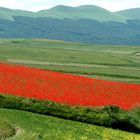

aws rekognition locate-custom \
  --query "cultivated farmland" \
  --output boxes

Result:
[0,63,140,110]
[0,39,140,139]
[0,39,140,84]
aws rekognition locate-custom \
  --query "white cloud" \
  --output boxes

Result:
[0,0,140,12]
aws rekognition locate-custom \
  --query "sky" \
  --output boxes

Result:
[0,0,140,12]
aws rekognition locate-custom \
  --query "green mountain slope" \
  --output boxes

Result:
[1,6,140,45]
[0,7,36,21]
[38,5,127,22]
[0,5,127,22]
[116,8,140,20]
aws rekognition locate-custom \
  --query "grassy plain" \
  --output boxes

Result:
[0,39,140,84]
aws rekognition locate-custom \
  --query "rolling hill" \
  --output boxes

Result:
[0,5,140,45]
[116,8,140,20]
[0,5,126,22]
[0,7,36,21]
[38,5,127,22]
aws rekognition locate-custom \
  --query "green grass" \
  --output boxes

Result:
[0,39,140,84]
[0,108,140,140]
[0,118,16,139]
[1,94,140,134]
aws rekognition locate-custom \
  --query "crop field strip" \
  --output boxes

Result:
[4,63,140,84]
[0,39,140,84]
[0,62,140,110]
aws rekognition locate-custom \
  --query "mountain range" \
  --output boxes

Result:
[0,5,140,45]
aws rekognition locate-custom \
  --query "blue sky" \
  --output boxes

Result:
[0,0,140,12]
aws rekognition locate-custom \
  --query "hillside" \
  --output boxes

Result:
[116,8,140,20]
[38,5,126,22]
[0,6,140,45]
[0,5,126,22]
[0,16,140,45]
[0,7,36,21]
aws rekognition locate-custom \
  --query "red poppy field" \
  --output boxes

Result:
[0,62,140,110]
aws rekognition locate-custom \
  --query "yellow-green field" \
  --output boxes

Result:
[0,108,140,140]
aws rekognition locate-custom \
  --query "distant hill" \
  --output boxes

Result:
[116,8,140,20]
[0,5,127,22]
[38,5,127,22]
[0,7,36,21]
[0,5,140,45]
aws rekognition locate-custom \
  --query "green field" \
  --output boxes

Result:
[0,117,16,139]
[0,39,140,83]
[0,108,140,140]
[0,39,140,139]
